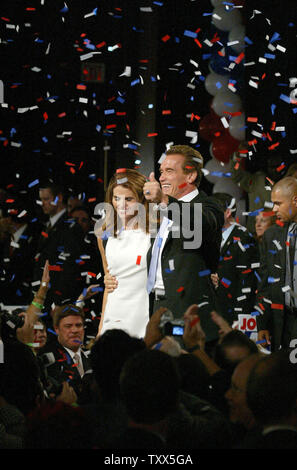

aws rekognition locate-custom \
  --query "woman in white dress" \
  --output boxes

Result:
[96,169,151,338]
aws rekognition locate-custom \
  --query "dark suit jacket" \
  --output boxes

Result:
[256,223,297,350]
[216,225,259,325]
[33,213,97,310]
[246,428,297,449]
[148,191,224,342]
[0,223,41,305]
[39,339,91,397]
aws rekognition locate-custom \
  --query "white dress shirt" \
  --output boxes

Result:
[153,189,199,291]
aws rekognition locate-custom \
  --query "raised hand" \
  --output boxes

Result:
[143,172,164,204]
[183,304,206,351]
[210,310,232,338]
[41,260,50,286]
[144,306,168,348]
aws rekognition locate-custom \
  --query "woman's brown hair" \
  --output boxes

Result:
[101,169,150,237]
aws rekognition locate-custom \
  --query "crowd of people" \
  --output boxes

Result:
[1,144,297,449]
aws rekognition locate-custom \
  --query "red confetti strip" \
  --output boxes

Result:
[43,112,48,120]
[41,231,49,238]
[271,303,284,310]
[177,286,184,293]
[162,35,170,42]
[136,256,141,265]
[276,163,285,172]
[211,32,220,43]
[247,117,258,122]
[76,84,86,90]
[242,269,252,274]
[162,110,171,115]
[88,197,96,202]
[263,211,275,217]
[221,280,230,288]
[268,142,280,150]
[265,132,272,142]
[235,52,245,64]
[276,219,284,227]
[87,272,96,277]
[194,38,202,48]
[49,265,63,271]
[96,41,106,48]
[116,168,127,173]
[147,132,158,137]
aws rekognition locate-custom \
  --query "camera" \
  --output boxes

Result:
[159,309,184,336]
[0,308,24,341]
[37,352,63,398]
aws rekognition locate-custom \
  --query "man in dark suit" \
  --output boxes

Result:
[211,193,259,326]
[39,304,91,397]
[245,351,297,449]
[143,145,224,347]
[0,198,41,305]
[256,176,297,351]
[33,183,90,312]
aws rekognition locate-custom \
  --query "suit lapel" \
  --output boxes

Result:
[221,225,241,257]
[161,193,202,252]
[279,225,288,283]
[81,351,90,373]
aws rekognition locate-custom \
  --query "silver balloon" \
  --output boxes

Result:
[229,113,246,141]
[212,5,242,32]
[228,24,246,53]
[203,158,231,184]
[205,72,230,96]
[213,178,244,200]
[212,90,242,117]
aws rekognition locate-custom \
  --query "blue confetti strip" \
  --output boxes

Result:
[28,179,39,188]
[199,269,211,277]
[183,30,197,38]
